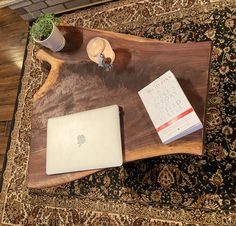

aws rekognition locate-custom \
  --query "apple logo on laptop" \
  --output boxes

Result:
[77,134,86,146]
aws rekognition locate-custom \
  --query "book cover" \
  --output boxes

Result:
[138,70,203,144]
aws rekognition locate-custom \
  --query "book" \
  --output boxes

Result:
[138,70,203,144]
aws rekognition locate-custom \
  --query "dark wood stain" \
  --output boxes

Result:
[28,26,212,188]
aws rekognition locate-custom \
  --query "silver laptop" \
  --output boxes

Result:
[46,105,123,175]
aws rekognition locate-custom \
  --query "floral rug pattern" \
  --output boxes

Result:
[1,0,236,225]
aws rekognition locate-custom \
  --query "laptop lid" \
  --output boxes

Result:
[46,105,123,175]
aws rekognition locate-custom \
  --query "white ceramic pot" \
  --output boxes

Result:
[34,23,65,52]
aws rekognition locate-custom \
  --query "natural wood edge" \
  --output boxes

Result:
[28,142,203,188]
[27,169,99,189]
[36,49,64,66]
[83,27,167,43]
[33,50,64,102]
[82,27,212,47]
[125,144,203,163]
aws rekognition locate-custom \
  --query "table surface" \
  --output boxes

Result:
[27,26,212,188]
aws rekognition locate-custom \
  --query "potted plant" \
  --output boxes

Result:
[30,14,65,52]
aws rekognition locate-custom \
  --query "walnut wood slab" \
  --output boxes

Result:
[27,26,211,188]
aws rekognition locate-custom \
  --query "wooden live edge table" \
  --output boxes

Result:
[27,26,212,188]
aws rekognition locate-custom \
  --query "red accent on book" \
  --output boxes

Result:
[156,108,194,132]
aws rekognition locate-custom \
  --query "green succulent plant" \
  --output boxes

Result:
[30,14,58,41]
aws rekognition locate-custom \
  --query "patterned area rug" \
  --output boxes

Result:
[1,0,236,225]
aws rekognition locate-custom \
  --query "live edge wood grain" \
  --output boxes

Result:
[27,26,212,188]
